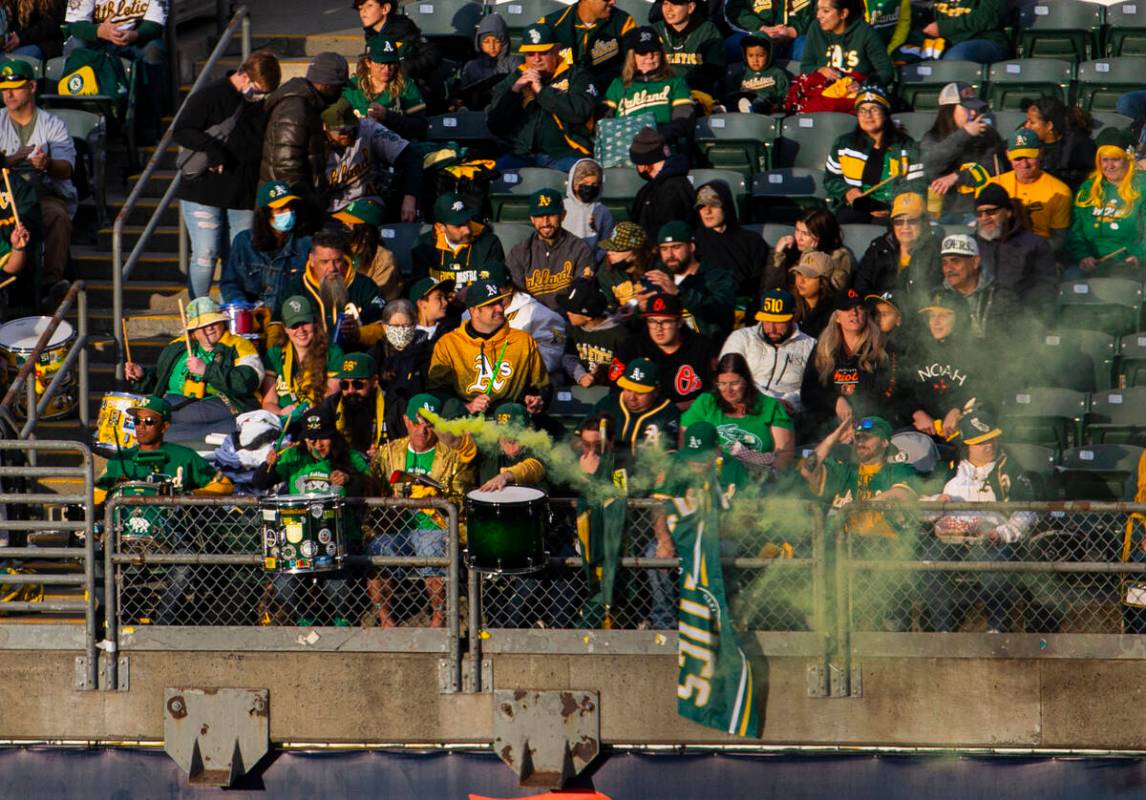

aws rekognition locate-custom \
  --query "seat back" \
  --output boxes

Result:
[1106,1,1146,56]
[1076,58,1146,111]
[898,61,985,109]
[1017,0,1104,61]
[380,223,433,277]
[986,59,1074,109]
[891,111,938,142]
[1000,386,1089,449]
[774,112,856,169]
[488,168,567,221]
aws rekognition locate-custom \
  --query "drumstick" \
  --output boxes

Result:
[485,340,509,396]
[0,273,16,291]
[2,168,20,229]
[1098,246,1128,264]
[177,299,192,356]
[597,418,606,456]
[856,174,897,200]
[121,317,133,365]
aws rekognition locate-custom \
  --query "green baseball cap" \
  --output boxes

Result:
[337,352,376,379]
[322,99,358,130]
[616,357,658,393]
[409,276,456,303]
[494,402,528,427]
[464,279,512,308]
[855,416,894,440]
[435,193,478,226]
[1008,128,1041,158]
[529,188,564,217]
[679,421,718,462]
[0,59,33,88]
[406,392,442,422]
[333,198,382,227]
[281,295,317,328]
[256,181,299,209]
[657,220,693,245]
[129,395,172,423]
[365,35,401,63]
[959,411,1002,446]
[519,23,557,53]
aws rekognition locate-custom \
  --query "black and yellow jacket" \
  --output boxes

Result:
[280,256,387,347]
[726,0,813,35]
[132,332,264,414]
[825,129,925,206]
[410,221,506,289]
[592,392,681,470]
[540,4,636,91]
[487,60,597,161]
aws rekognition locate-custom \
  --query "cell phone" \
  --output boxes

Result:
[639,276,657,293]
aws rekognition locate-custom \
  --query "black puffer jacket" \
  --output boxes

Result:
[631,155,695,239]
[852,226,945,313]
[260,78,330,201]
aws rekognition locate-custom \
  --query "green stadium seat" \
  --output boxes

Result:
[488,167,566,222]
[1105,1,1146,57]
[749,168,827,224]
[492,221,534,255]
[840,223,887,259]
[760,222,794,246]
[601,167,645,222]
[613,0,653,23]
[986,59,1074,110]
[694,113,780,177]
[504,0,565,38]
[898,61,985,110]
[1085,387,1146,446]
[891,111,938,142]
[1056,278,1144,337]
[1000,386,1089,450]
[1056,444,1143,500]
[380,223,432,277]
[399,0,483,44]
[1090,111,1136,132]
[1042,329,1117,392]
[689,168,748,216]
[7,53,41,80]
[1076,58,1146,112]
[428,111,491,143]
[1117,332,1146,388]
[1017,1,1103,61]
[985,109,1028,136]
[52,108,107,225]
[774,112,856,169]
[42,55,137,167]
[1004,443,1059,476]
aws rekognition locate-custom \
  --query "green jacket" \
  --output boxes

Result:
[811,458,920,538]
[933,0,1009,49]
[800,18,895,85]
[653,18,726,97]
[824,130,925,207]
[132,334,263,414]
[675,260,739,339]
[341,76,425,117]
[279,256,387,347]
[1066,175,1146,264]
[540,4,636,92]
[97,442,223,494]
[727,0,813,34]
[409,221,506,288]
[487,61,597,161]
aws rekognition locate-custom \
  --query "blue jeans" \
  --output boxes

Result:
[644,537,678,630]
[9,44,42,59]
[271,570,355,624]
[944,39,1009,64]
[1117,90,1146,120]
[180,201,253,298]
[495,153,581,173]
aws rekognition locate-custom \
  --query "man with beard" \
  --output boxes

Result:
[640,220,736,338]
[320,99,420,221]
[936,234,1018,341]
[611,292,714,409]
[719,289,815,414]
[506,188,595,310]
[487,24,597,172]
[261,53,350,224]
[410,193,506,291]
[593,358,681,470]
[972,183,1056,321]
[986,128,1071,252]
[332,352,388,456]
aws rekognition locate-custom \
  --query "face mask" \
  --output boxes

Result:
[271,210,296,233]
[385,324,416,350]
[611,257,633,272]
[241,84,266,102]
[575,184,600,202]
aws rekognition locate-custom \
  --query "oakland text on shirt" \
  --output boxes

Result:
[589,38,620,66]
[741,75,778,91]
[523,263,575,296]
[616,85,674,115]
[934,1,973,18]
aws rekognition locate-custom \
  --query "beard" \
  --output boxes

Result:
[978,224,1002,242]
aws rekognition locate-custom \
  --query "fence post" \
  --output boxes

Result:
[808,503,830,697]
[446,501,460,693]
[831,519,852,697]
[104,499,119,692]
[467,566,482,692]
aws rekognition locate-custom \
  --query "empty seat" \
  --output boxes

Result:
[1106,1,1146,56]
[1041,329,1117,392]
[750,168,827,224]
[1085,387,1146,446]
[773,112,856,169]
[399,0,483,45]
[898,61,985,110]
[1017,0,1103,61]
[488,168,567,222]
[1076,58,1146,112]
[491,221,534,255]
[380,223,432,277]
[1056,278,1144,337]
[694,113,780,177]
[840,223,887,259]
[1000,386,1089,450]
[891,111,938,142]
[1056,444,1143,500]
[1117,332,1146,388]
[986,59,1074,110]
[601,167,645,222]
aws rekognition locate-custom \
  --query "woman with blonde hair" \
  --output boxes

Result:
[1065,142,1146,278]
[342,35,428,140]
[261,295,343,424]
[602,26,694,141]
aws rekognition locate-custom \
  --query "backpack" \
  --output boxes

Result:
[57,48,128,101]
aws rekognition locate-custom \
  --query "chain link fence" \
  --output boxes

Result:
[839,502,1146,635]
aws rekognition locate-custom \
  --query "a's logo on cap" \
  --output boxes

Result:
[640,31,653,42]
[689,436,701,448]
[971,417,989,433]
[288,299,301,313]
[529,28,541,43]
[631,367,644,381]
[271,185,286,198]
[451,200,464,212]
[486,284,499,297]
[306,414,321,430]
[383,40,394,52]
[538,194,551,207]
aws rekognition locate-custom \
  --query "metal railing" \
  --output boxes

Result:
[111,6,252,379]
[0,281,90,441]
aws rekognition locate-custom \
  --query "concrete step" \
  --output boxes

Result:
[74,250,186,284]
[140,144,179,172]
[96,225,180,252]
[127,170,179,199]
[115,197,181,228]
[80,278,208,311]
[245,33,362,58]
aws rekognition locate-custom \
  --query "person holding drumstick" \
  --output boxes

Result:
[260,295,342,428]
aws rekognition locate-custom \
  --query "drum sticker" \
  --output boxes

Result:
[281,545,296,560]
[262,510,277,521]
[310,503,325,519]
[263,531,278,548]
[301,540,317,558]
[286,522,304,544]
[297,559,312,569]
[318,529,332,544]
[264,557,277,569]
[326,542,337,556]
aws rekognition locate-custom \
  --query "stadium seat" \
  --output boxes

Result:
[773,112,856,169]
[427,111,491,144]
[688,168,748,216]
[1056,278,1144,337]
[399,0,482,46]
[1106,1,1146,56]
[492,221,534,255]
[694,113,780,177]
[1089,111,1136,133]
[601,167,645,222]
[840,224,886,259]
[42,55,137,167]
[1041,329,1117,392]
[1076,58,1146,112]
[1004,443,1059,476]
[1085,387,1146,446]
[759,222,794,246]
[52,108,107,225]
[891,111,938,142]
[749,168,827,224]
[488,167,566,222]
[1056,444,1143,500]
[985,59,1074,110]
[999,386,1088,450]
[613,0,654,23]
[898,61,985,110]
[1117,332,1146,388]
[985,109,1028,136]
[1017,1,1103,61]
[7,53,41,80]
[503,0,565,39]
[380,223,432,277]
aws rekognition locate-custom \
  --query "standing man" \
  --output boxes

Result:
[320,99,419,221]
[507,188,595,310]
[540,0,636,93]
[0,59,76,304]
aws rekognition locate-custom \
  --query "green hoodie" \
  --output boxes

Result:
[727,0,813,35]
[1066,174,1146,264]
[800,18,895,85]
[933,0,1009,49]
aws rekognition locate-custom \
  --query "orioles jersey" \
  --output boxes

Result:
[428,322,549,404]
[324,117,409,212]
[66,0,165,28]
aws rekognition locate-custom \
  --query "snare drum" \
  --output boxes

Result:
[115,479,175,549]
[92,392,146,453]
[0,316,77,419]
[261,493,345,574]
[221,301,260,339]
[465,486,549,574]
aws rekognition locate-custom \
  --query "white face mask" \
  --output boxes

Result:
[385,324,416,350]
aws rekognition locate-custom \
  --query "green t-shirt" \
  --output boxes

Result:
[273,444,370,498]
[681,392,793,454]
[406,445,438,530]
[97,441,221,492]
[263,343,344,408]
[341,76,425,117]
[165,342,220,398]
[603,74,692,124]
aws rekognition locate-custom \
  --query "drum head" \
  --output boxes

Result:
[0,316,75,351]
[467,486,547,504]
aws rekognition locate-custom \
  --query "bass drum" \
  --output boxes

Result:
[465,486,549,574]
[0,316,76,419]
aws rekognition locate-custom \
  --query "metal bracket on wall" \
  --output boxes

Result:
[493,690,600,789]
[464,657,493,693]
[806,660,829,697]
[74,656,92,690]
[100,654,130,691]
[164,688,270,788]
[829,660,862,697]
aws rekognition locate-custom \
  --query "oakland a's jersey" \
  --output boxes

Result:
[324,117,409,212]
[66,0,166,29]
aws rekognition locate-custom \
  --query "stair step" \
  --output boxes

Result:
[79,278,206,310]
[127,170,179,199]
[246,33,362,58]
[96,225,180,251]
[74,250,187,284]
[140,144,179,171]
[112,198,181,228]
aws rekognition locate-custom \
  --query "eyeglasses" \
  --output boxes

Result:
[893,217,922,228]
[975,207,1004,217]
[134,417,162,427]
[856,106,883,117]
[646,318,678,328]
[340,379,369,391]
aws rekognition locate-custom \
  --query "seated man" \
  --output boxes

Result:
[611,292,714,409]
[124,298,264,442]
[987,129,1071,252]
[331,351,389,455]
[560,278,628,389]
[428,279,550,416]
[719,289,815,414]
[370,393,472,627]
[0,59,76,304]
[320,98,419,221]
[653,0,726,99]
[593,357,681,471]
[410,193,505,291]
[506,188,594,311]
[281,229,387,349]
[629,128,695,239]
[971,183,1055,319]
[486,23,596,173]
[95,396,233,624]
[643,220,737,338]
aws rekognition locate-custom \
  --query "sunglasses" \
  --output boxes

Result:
[134,417,163,427]
[340,379,369,390]
[893,217,922,227]
[975,207,1004,217]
